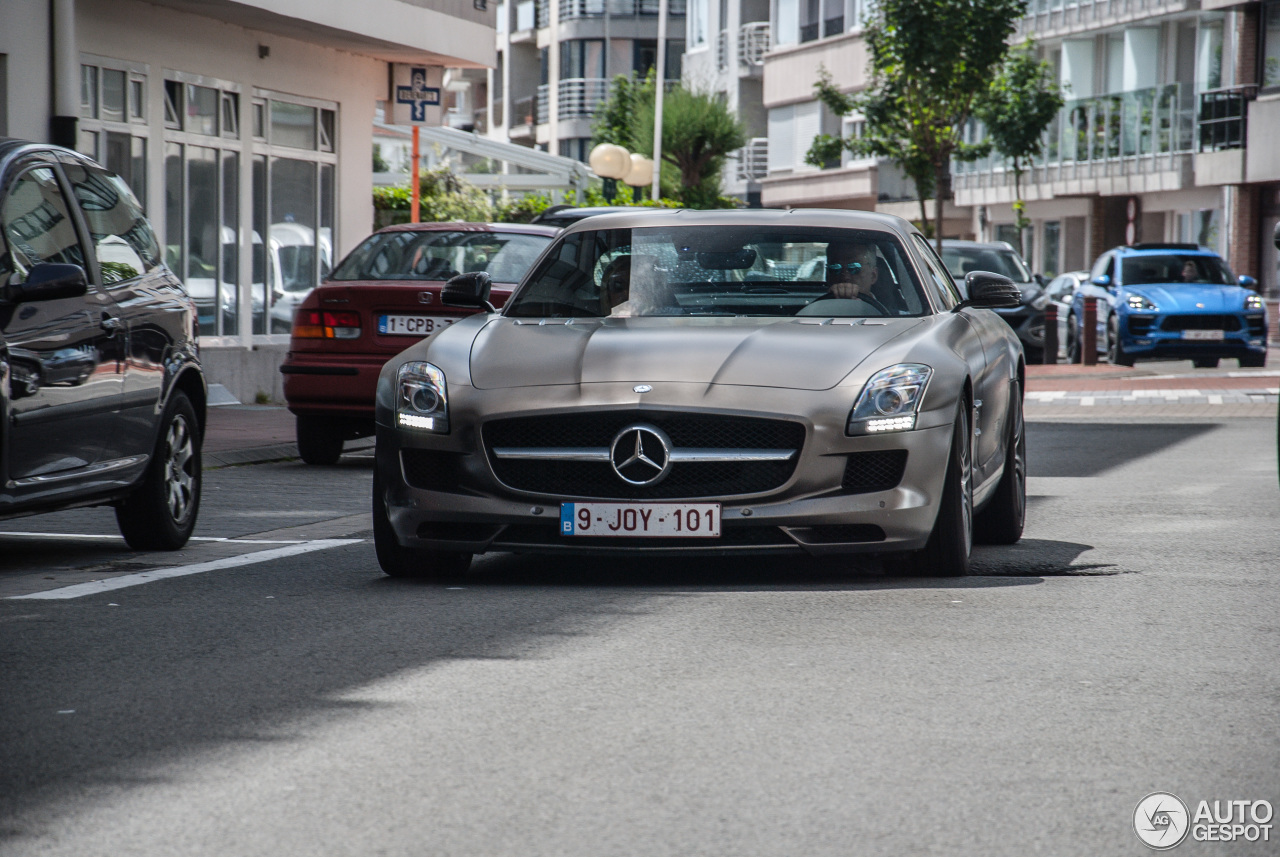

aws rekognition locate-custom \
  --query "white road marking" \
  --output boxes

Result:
[0,532,305,544]
[7,540,363,600]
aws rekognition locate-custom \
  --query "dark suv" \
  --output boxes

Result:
[1,139,206,549]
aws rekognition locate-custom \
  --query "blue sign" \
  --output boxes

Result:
[395,67,441,122]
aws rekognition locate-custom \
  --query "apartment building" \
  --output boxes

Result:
[490,0,685,161]
[757,0,1280,295]
[0,0,493,401]
[680,0,771,200]
[956,0,1280,294]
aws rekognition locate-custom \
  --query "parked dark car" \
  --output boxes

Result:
[941,239,1047,361]
[531,205,646,229]
[281,222,557,464]
[0,138,206,549]
[1067,243,1267,367]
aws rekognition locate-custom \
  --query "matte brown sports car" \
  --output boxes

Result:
[373,209,1027,577]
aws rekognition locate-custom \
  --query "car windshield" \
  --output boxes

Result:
[940,245,1033,284]
[1121,254,1235,285]
[504,226,929,319]
[330,230,552,283]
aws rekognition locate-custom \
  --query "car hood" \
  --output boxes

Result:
[468,316,923,390]
[1129,284,1249,311]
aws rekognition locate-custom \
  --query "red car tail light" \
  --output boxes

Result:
[294,309,361,339]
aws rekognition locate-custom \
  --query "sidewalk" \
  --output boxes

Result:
[203,405,373,469]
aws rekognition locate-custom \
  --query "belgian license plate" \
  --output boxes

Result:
[378,315,456,336]
[1182,329,1223,341]
[560,503,721,538]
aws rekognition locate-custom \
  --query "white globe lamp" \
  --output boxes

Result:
[623,154,653,188]
[588,143,631,180]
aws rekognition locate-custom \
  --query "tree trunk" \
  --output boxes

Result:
[933,161,950,256]
[916,193,930,239]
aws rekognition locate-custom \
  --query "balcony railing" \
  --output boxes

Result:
[1016,0,1189,40]
[534,86,550,124]
[1198,85,1257,152]
[738,22,770,67]
[536,0,685,23]
[955,82,1196,181]
[716,29,730,72]
[558,78,609,118]
[736,137,769,181]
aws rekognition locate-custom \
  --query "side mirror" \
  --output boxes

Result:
[3,263,89,304]
[1034,273,1048,287]
[1273,220,1279,251]
[1090,274,1111,288]
[441,271,495,312]
[955,271,1022,311]
[1239,275,1258,289]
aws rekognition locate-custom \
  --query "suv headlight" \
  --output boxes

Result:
[847,364,932,435]
[1244,293,1264,311]
[1127,293,1157,311]
[397,362,449,433]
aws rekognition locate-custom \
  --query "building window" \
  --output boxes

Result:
[688,0,708,48]
[1263,2,1280,90]
[1042,221,1061,278]
[79,58,149,208]
[252,90,339,335]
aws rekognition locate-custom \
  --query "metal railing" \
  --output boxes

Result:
[738,22,770,67]
[534,86,550,124]
[537,0,685,22]
[546,78,609,120]
[1198,85,1257,152]
[736,137,769,181]
[716,30,730,72]
[1016,0,1191,39]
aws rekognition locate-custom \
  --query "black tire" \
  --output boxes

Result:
[975,380,1026,545]
[372,471,472,580]
[1106,315,1134,366]
[1192,357,1220,369]
[116,390,202,550]
[297,415,344,465]
[1023,344,1044,365]
[890,401,973,577]
[1066,314,1081,364]
[1239,354,1265,368]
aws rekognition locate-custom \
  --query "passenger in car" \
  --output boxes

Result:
[600,254,667,317]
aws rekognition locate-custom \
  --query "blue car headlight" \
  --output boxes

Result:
[1127,293,1157,311]
[397,361,449,433]
[847,364,932,435]
[1245,294,1264,311]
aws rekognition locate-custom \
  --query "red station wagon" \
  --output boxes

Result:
[281,222,557,463]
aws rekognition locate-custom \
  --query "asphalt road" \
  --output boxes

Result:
[1,415,1277,856]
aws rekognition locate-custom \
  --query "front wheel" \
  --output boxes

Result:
[116,390,202,550]
[372,471,472,580]
[975,379,1026,545]
[1238,354,1265,368]
[889,401,973,577]
[1107,315,1134,367]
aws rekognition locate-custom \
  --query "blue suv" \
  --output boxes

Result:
[1067,244,1268,367]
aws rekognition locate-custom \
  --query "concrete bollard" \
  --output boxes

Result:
[1081,297,1097,365]
[1042,305,1058,364]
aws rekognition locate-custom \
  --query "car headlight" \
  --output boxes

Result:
[397,361,449,433]
[847,364,932,435]
[1127,293,1157,311]
[1244,293,1263,311]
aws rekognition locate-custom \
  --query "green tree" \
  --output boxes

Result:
[806,67,937,236]
[371,164,493,227]
[593,75,747,209]
[974,39,1065,258]
[819,0,1026,251]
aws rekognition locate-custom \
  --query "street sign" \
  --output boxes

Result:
[392,65,443,125]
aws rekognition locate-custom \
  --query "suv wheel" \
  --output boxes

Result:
[297,415,344,465]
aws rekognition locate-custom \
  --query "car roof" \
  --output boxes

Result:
[940,239,1020,252]
[530,205,641,225]
[553,207,920,237]
[375,221,559,237]
[1108,243,1220,257]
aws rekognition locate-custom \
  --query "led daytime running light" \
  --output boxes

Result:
[396,361,449,433]
[848,363,932,435]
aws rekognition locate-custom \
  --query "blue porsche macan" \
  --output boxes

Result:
[1066,243,1268,367]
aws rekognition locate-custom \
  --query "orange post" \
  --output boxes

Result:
[410,125,420,224]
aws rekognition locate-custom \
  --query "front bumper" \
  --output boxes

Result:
[1119,311,1267,358]
[376,382,956,558]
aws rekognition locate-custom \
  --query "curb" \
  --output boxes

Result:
[203,438,375,470]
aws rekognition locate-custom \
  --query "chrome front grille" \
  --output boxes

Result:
[482,412,806,499]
